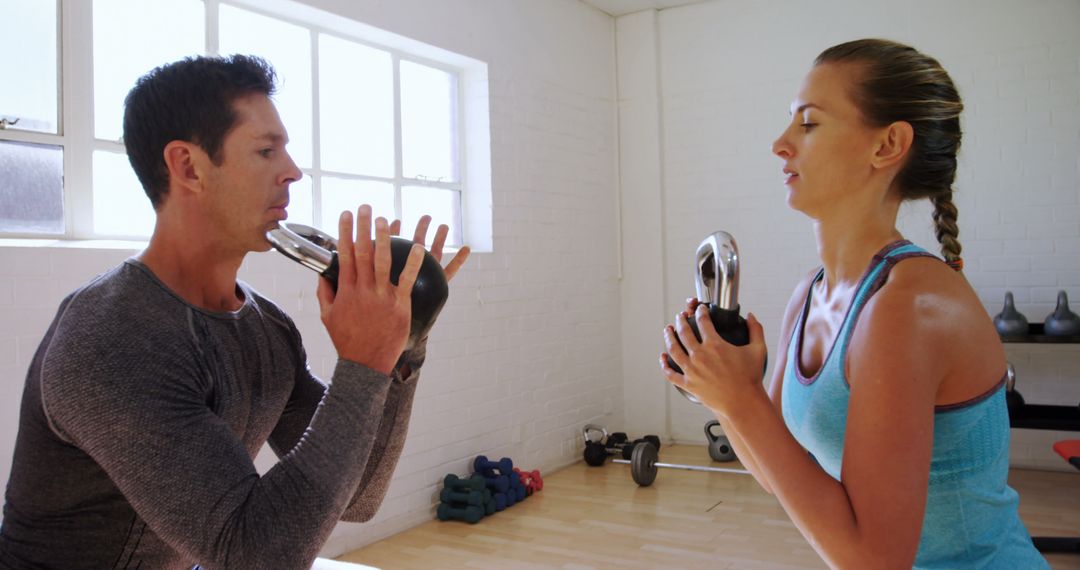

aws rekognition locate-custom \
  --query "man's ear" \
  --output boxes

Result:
[871,120,914,170]
[162,141,206,195]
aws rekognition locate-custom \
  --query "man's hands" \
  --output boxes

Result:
[315,206,471,375]
[401,214,470,282]
[316,206,423,374]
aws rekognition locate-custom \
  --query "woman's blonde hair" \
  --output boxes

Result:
[816,39,965,270]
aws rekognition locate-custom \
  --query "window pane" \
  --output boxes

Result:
[286,175,313,226]
[320,178,393,237]
[92,150,155,237]
[0,0,58,133]
[93,0,203,142]
[402,186,461,247]
[401,61,458,182]
[319,35,393,177]
[0,141,63,234]
[219,5,313,169]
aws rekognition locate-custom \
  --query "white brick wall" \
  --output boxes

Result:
[1,0,1077,558]
[634,0,1080,471]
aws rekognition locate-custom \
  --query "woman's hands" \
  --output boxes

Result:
[659,298,769,417]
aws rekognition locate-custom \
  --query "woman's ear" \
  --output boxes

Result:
[871,120,914,170]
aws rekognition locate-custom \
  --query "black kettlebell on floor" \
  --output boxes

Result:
[704,420,736,462]
[266,222,449,350]
[666,231,752,405]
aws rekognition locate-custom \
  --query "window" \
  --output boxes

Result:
[0,0,490,249]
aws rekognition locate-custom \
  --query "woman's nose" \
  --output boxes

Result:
[772,131,793,159]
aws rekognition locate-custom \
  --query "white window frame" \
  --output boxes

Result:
[0,0,492,251]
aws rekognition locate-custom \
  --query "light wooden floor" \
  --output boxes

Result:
[338,444,1080,569]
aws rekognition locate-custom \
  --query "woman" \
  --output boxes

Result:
[660,39,1048,569]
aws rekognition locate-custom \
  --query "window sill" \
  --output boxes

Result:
[0,238,147,251]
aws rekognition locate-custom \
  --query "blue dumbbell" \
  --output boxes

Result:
[492,492,507,512]
[474,455,513,477]
[481,473,509,494]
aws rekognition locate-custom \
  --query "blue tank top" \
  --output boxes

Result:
[781,241,1048,569]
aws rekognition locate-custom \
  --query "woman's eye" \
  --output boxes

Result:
[800,123,817,131]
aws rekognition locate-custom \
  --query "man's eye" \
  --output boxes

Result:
[259,149,274,157]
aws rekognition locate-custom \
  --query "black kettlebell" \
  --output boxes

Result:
[266,222,449,349]
[665,231,752,405]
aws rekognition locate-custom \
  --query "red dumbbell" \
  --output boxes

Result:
[513,468,543,494]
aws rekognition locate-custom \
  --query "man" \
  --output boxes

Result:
[0,55,468,569]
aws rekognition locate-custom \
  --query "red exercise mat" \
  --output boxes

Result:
[1051,440,1080,462]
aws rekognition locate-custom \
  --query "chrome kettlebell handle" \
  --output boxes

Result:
[266,222,337,276]
[694,231,739,311]
[673,230,744,406]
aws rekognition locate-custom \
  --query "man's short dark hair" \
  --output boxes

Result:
[123,55,277,209]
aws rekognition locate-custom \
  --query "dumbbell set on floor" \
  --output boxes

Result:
[438,455,544,524]
[584,423,751,487]
[582,424,661,466]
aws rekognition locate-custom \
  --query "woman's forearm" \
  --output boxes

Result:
[723,391,905,569]
[714,419,775,495]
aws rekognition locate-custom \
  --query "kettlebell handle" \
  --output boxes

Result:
[266,222,338,283]
[266,221,451,351]
[704,420,722,443]
[695,231,739,311]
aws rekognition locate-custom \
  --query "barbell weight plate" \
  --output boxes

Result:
[631,442,659,487]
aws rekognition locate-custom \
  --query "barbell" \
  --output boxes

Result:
[613,442,750,487]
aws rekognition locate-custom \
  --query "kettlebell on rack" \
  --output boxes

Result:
[1044,290,1080,337]
[665,231,752,405]
[266,222,449,350]
[993,291,1029,338]
[704,420,736,462]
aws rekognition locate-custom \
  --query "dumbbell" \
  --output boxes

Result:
[443,473,486,492]
[480,473,509,494]
[474,455,514,477]
[582,425,661,466]
[491,492,507,512]
[440,488,487,507]
[437,503,484,524]
[513,468,543,495]
[266,222,449,350]
[704,420,736,462]
[522,469,544,491]
[507,476,526,502]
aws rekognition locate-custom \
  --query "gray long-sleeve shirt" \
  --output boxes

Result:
[0,259,422,569]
